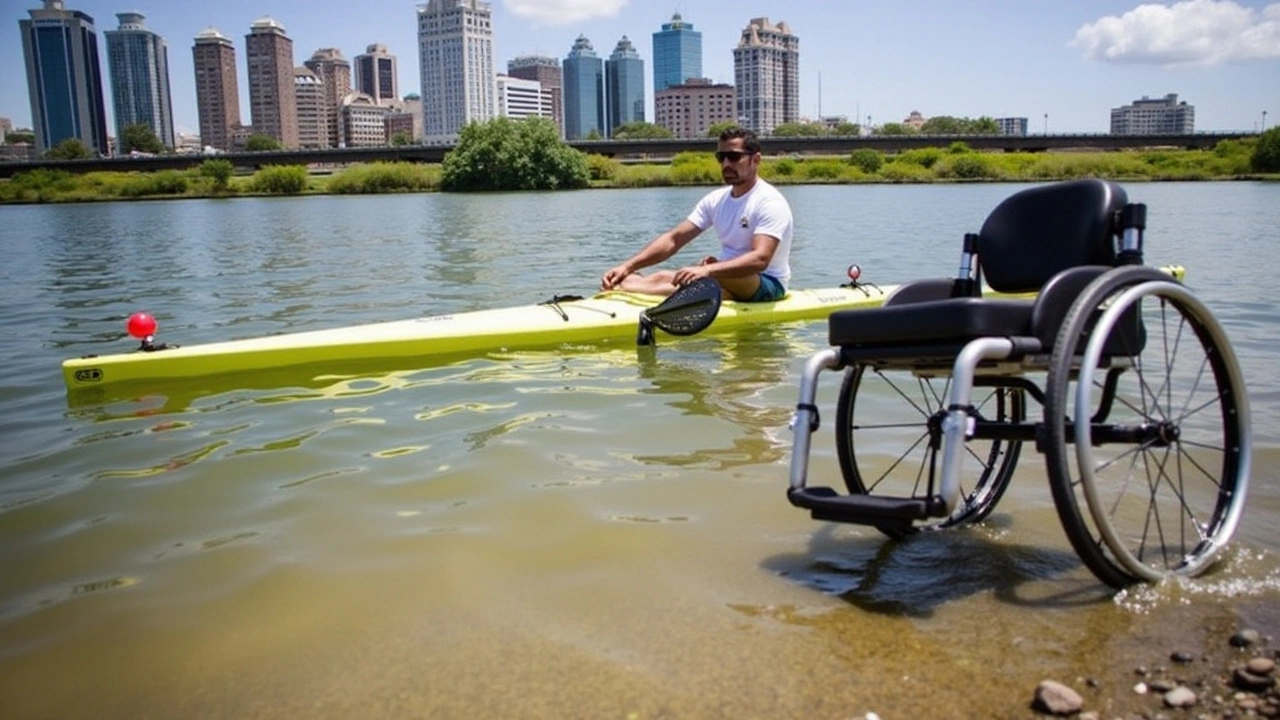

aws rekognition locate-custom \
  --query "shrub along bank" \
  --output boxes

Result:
[1,131,1276,204]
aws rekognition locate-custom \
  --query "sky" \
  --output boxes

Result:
[2,0,1278,136]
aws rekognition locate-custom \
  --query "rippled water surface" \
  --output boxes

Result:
[1,183,1278,719]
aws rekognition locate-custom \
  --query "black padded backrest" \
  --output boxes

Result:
[977,179,1128,294]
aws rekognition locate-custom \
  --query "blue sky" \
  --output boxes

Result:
[2,0,1277,135]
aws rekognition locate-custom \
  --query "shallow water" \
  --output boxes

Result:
[1,183,1278,718]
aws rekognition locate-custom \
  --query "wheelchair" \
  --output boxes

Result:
[786,179,1251,588]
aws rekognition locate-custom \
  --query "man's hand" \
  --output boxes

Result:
[671,264,712,287]
[601,265,631,290]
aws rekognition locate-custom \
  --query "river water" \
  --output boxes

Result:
[1,182,1278,719]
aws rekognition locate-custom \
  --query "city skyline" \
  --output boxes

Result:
[4,0,1278,138]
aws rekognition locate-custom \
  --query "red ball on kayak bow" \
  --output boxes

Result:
[127,312,158,339]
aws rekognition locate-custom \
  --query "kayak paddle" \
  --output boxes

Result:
[636,277,722,346]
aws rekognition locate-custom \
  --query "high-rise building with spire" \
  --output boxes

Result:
[19,0,109,155]
[245,16,297,148]
[733,17,799,135]
[605,36,644,135]
[562,35,603,140]
[355,43,398,106]
[105,11,174,152]
[652,13,701,97]
[417,0,495,142]
[192,27,240,151]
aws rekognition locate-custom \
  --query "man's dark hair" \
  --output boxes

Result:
[719,126,761,155]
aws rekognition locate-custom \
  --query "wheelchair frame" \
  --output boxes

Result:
[785,180,1251,588]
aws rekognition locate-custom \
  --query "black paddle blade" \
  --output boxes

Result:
[636,277,722,345]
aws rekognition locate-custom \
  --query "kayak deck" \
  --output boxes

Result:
[62,285,894,392]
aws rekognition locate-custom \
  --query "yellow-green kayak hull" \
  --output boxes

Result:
[62,286,893,391]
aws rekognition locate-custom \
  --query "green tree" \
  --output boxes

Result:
[441,117,590,192]
[1252,127,1280,172]
[5,130,35,145]
[120,123,165,154]
[611,121,674,140]
[390,131,413,146]
[584,128,603,141]
[831,122,861,136]
[245,134,283,152]
[968,116,1000,134]
[45,138,93,160]
[921,116,967,134]
[707,121,738,138]
[199,158,235,191]
[876,123,916,136]
[771,121,828,137]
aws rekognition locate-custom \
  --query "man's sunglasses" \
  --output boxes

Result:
[715,150,752,163]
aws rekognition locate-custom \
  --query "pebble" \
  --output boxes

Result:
[1248,657,1277,675]
[1231,629,1263,647]
[1171,651,1195,664]
[1164,686,1198,708]
[1033,679,1084,716]
[1236,667,1277,692]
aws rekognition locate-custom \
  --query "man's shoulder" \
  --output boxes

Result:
[751,179,792,211]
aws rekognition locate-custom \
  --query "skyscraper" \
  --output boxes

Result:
[245,16,297,148]
[733,17,799,135]
[605,36,644,135]
[354,43,398,106]
[304,48,351,147]
[19,0,109,155]
[192,28,240,151]
[294,67,326,148]
[652,13,701,97]
[508,55,562,136]
[417,0,495,142]
[105,11,174,152]
[562,35,603,140]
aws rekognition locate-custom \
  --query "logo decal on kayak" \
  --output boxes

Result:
[74,368,103,383]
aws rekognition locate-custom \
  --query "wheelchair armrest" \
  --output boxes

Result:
[884,278,962,307]
[1030,265,1112,345]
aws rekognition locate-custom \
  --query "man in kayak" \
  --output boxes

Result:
[600,126,793,302]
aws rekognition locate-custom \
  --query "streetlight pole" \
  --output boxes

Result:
[1264,111,1269,132]
[1044,113,1049,135]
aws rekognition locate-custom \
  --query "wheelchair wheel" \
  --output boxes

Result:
[835,363,1025,538]
[1045,266,1251,587]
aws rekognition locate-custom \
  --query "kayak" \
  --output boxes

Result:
[61,284,894,392]
[60,264,1186,395]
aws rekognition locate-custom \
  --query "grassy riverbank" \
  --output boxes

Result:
[1,139,1274,204]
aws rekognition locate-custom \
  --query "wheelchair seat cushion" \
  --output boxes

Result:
[828,298,1034,348]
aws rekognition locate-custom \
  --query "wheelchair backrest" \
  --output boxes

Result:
[977,179,1128,294]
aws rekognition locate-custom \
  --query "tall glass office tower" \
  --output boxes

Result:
[105,11,174,152]
[19,0,109,155]
[651,13,701,96]
[562,35,603,140]
[605,36,644,135]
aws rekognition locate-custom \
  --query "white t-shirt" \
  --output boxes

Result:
[687,178,793,288]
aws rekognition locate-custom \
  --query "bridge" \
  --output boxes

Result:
[0,132,1251,178]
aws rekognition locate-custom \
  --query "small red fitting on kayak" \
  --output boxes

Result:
[126,312,170,351]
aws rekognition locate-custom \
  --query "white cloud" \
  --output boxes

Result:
[1072,0,1280,65]
[503,0,628,25]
